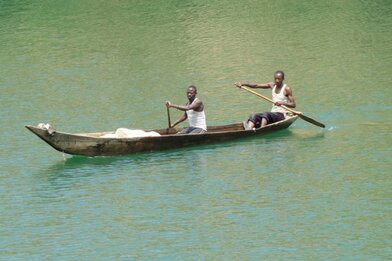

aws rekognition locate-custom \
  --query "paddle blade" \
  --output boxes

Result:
[297,113,325,128]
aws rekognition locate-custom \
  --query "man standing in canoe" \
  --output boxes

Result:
[235,70,296,129]
[165,85,207,134]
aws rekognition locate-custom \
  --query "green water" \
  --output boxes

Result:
[1,0,391,260]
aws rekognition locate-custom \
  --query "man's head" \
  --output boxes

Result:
[188,85,197,93]
[187,85,197,100]
[274,70,285,86]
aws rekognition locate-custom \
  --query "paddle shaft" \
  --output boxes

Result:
[241,86,296,113]
[240,86,325,128]
[166,106,172,128]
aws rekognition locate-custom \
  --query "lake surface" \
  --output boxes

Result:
[1,0,391,260]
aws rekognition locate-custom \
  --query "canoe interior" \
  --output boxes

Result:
[71,122,245,137]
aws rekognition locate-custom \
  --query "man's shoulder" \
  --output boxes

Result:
[283,84,293,95]
[194,97,203,104]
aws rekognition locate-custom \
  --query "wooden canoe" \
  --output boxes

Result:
[25,115,298,157]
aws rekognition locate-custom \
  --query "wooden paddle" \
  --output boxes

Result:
[166,106,172,128]
[240,85,325,128]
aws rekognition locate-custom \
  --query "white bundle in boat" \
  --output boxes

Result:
[37,123,56,135]
[101,128,160,138]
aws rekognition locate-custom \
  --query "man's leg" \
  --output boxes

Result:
[188,128,206,134]
[260,118,268,127]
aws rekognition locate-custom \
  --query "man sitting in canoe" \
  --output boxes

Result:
[165,85,207,134]
[235,70,296,129]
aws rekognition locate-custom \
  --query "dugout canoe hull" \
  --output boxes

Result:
[26,116,298,157]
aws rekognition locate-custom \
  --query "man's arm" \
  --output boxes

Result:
[171,113,187,128]
[166,100,203,112]
[235,81,274,89]
[275,86,296,108]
